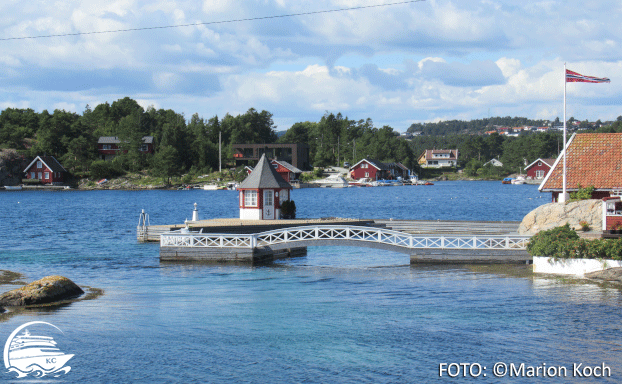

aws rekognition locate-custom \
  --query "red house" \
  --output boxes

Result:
[23,156,67,184]
[270,160,302,183]
[349,159,390,180]
[540,133,622,202]
[524,158,555,180]
[97,136,154,160]
[239,154,292,220]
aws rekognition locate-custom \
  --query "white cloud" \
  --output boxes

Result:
[0,0,622,128]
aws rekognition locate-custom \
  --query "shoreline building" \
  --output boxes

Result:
[540,133,622,202]
[232,143,310,170]
[23,155,67,185]
[418,149,459,168]
[238,154,292,220]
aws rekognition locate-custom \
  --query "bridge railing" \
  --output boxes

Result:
[161,225,530,250]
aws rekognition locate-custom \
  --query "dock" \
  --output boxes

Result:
[142,216,531,265]
[137,217,374,242]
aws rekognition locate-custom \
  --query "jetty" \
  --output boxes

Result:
[140,216,530,264]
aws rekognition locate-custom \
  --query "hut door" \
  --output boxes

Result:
[263,190,274,219]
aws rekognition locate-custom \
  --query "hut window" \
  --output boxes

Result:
[37,160,42,168]
[44,172,49,179]
[244,190,258,207]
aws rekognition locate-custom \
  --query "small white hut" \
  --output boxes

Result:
[238,154,292,220]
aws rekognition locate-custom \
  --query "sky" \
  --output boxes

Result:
[0,0,621,132]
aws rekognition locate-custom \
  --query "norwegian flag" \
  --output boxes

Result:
[566,69,610,83]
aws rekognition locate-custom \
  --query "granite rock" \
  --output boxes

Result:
[0,275,84,306]
[518,199,602,235]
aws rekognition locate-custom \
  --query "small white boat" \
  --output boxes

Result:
[4,186,22,191]
[314,174,350,188]
[512,176,526,185]
[203,184,218,190]
[350,177,373,187]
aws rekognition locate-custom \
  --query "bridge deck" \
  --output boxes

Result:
[159,224,531,264]
[140,218,520,242]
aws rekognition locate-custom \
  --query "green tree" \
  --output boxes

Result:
[151,145,180,184]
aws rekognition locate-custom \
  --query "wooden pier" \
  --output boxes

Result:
[138,217,374,242]
[156,223,531,264]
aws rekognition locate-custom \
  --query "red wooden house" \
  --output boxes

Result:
[23,156,67,184]
[349,159,390,180]
[97,136,154,160]
[239,154,292,220]
[540,133,622,202]
[524,158,555,180]
[270,160,302,183]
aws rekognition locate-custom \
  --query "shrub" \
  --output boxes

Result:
[90,160,121,180]
[527,224,622,260]
[280,200,296,219]
[569,184,595,201]
[527,224,579,257]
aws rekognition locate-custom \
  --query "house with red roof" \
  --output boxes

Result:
[23,155,67,184]
[539,133,622,202]
[524,158,555,180]
[417,149,459,168]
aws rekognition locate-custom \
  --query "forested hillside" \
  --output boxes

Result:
[278,113,414,168]
[407,116,551,135]
[0,98,415,181]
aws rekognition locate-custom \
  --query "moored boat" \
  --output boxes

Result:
[4,185,22,190]
[314,174,350,188]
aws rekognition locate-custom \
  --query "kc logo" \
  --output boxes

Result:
[4,321,74,378]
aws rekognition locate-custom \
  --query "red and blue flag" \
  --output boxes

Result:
[566,69,610,83]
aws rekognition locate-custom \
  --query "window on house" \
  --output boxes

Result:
[612,190,622,196]
[244,190,258,207]
[44,172,49,179]
[140,144,149,152]
[538,162,542,166]
[536,170,545,178]
[31,172,35,179]
[37,161,42,168]
[38,172,42,179]
[365,172,369,177]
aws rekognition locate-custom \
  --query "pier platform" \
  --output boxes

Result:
[138,217,373,242]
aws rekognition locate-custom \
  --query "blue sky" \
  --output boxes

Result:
[1,0,620,132]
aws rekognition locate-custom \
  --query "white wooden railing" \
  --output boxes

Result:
[160,225,530,251]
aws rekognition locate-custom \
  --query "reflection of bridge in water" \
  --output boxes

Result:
[160,225,531,264]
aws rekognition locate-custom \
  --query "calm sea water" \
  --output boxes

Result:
[1,182,621,383]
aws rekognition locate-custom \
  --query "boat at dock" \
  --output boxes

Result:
[314,174,350,188]
[4,185,23,190]
[349,177,373,187]
[512,176,526,185]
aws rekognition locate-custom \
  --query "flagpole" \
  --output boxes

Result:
[561,63,567,203]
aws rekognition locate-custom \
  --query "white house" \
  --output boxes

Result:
[418,149,459,168]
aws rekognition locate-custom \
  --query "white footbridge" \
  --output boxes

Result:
[160,225,531,263]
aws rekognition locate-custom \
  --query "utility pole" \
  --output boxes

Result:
[219,131,222,173]
[337,136,340,167]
